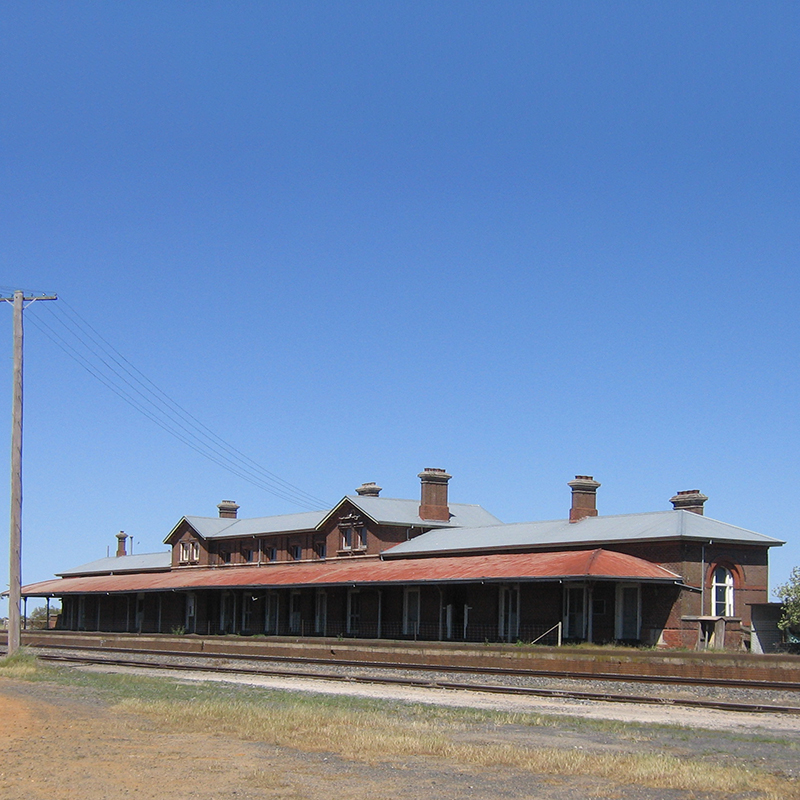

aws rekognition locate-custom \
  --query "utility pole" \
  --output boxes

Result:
[2,290,56,655]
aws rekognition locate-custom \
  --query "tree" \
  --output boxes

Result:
[775,566,800,632]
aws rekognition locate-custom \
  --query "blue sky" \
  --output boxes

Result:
[1,2,798,608]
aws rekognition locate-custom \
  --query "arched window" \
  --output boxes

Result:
[712,566,734,617]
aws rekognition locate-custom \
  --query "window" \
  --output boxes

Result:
[713,566,734,616]
[266,546,277,562]
[341,527,352,549]
[242,548,255,563]
[340,525,366,553]
[289,544,302,561]
[221,550,232,564]
[592,598,606,616]
[179,541,199,563]
[314,540,326,560]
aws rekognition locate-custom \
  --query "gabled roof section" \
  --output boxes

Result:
[383,509,784,558]
[165,510,328,543]
[318,495,502,530]
[25,548,681,596]
[57,551,171,577]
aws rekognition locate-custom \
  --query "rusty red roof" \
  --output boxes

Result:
[22,548,682,596]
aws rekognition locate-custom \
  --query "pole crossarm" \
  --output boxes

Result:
[4,289,57,655]
[0,294,58,303]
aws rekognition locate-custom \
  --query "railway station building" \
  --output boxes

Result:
[22,470,783,649]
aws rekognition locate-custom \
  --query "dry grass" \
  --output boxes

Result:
[0,647,46,679]
[3,655,797,798]
[118,694,799,798]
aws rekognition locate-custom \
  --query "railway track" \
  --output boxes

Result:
[17,638,800,691]
[15,642,800,717]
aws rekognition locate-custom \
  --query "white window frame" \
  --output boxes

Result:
[712,566,734,617]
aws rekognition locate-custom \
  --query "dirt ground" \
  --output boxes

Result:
[1,668,799,800]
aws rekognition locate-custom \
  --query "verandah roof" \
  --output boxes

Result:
[22,548,683,597]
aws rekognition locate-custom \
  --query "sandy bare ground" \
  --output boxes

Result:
[1,667,799,800]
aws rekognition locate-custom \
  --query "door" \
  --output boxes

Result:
[289,591,301,633]
[347,590,361,635]
[315,590,327,635]
[264,592,279,634]
[185,593,196,633]
[403,587,421,636]
[499,584,520,642]
[616,584,641,640]
[135,593,145,633]
[563,585,586,640]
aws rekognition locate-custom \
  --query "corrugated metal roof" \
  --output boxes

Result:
[181,510,328,540]
[57,551,171,577]
[342,496,502,528]
[170,497,501,543]
[23,548,681,596]
[383,509,784,558]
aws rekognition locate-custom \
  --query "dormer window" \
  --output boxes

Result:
[338,516,367,554]
[179,541,199,563]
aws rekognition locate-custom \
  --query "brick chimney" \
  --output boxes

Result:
[217,500,240,519]
[356,482,382,497]
[115,531,128,557]
[568,475,601,522]
[418,468,451,521]
[669,489,708,515]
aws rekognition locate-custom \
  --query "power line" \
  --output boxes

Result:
[27,299,330,510]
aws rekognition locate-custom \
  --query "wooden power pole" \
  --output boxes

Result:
[3,290,56,655]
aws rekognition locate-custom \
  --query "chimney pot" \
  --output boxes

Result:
[217,500,240,519]
[669,489,708,515]
[356,482,382,497]
[115,531,128,558]
[418,468,452,521]
[568,475,601,522]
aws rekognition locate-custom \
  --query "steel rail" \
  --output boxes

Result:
[23,640,800,693]
[31,649,800,716]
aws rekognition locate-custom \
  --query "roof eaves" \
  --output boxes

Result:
[164,515,190,545]
[315,497,370,530]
